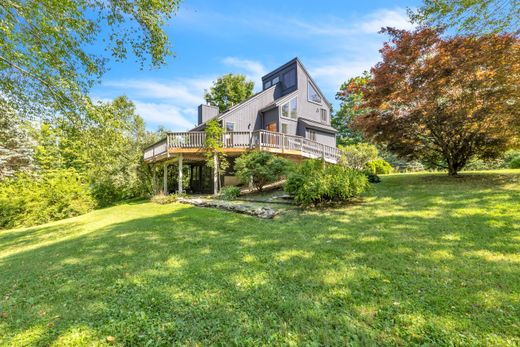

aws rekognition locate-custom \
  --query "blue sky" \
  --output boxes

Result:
[92,0,420,131]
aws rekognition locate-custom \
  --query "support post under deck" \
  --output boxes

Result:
[178,154,183,194]
[163,162,168,195]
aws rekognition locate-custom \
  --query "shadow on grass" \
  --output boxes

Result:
[0,172,519,345]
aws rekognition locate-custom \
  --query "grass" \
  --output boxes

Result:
[0,170,519,346]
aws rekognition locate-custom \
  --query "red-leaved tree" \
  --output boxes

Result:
[354,28,519,175]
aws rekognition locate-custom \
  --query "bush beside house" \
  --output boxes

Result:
[235,151,292,192]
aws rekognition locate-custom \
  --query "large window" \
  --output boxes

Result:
[283,69,296,89]
[308,82,321,103]
[282,103,289,118]
[281,97,298,119]
[321,108,327,122]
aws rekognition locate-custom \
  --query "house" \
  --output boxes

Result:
[144,58,341,194]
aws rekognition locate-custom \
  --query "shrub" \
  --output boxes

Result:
[235,151,292,191]
[0,169,95,229]
[219,186,241,200]
[505,150,520,169]
[150,193,177,204]
[285,159,369,206]
[365,159,393,175]
[339,143,379,170]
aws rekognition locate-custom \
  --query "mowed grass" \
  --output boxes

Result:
[0,170,519,346]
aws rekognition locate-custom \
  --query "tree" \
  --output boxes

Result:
[235,151,291,192]
[0,0,181,119]
[410,0,520,35]
[204,119,228,195]
[0,99,35,180]
[204,74,254,113]
[339,143,379,171]
[332,72,371,146]
[353,28,519,175]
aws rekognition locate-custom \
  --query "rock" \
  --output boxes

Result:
[176,197,278,219]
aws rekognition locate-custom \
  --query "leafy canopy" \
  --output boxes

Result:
[0,0,181,119]
[353,27,519,175]
[332,72,371,146]
[410,0,520,35]
[204,74,254,113]
[235,151,291,192]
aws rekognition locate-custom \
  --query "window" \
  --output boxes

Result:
[272,76,280,84]
[226,122,235,132]
[281,123,288,134]
[264,80,272,89]
[308,82,321,103]
[282,103,289,118]
[321,109,327,122]
[307,129,316,141]
[283,69,296,89]
[290,98,298,119]
[281,97,298,119]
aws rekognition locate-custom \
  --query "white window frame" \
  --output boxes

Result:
[307,81,322,104]
[306,129,317,141]
[225,122,235,132]
[281,123,288,134]
[264,80,272,89]
[272,76,280,84]
[321,108,327,123]
[281,97,298,120]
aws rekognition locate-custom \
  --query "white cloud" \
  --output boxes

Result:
[359,8,415,33]
[133,101,196,131]
[221,57,267,86]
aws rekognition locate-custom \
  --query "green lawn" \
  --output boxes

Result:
[1,170,519,346]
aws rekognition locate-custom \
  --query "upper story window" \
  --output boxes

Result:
[264,80,272,89]
[283,69,296,89]
[272,76,280,84]
[226,122,235,132]
[321,108,327,122]
[308,82,322,103]
[281,97,298,120]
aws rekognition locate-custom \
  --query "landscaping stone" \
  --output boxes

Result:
[176,197,278,219]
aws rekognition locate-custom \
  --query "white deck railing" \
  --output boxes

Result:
[144,130,341,163]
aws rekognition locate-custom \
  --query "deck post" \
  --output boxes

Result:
[152,164,157,194]
[163,162,168,195]
[178,154,183,194]
[213,152,218,196]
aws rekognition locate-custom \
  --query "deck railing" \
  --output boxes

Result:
[144,130,342,163]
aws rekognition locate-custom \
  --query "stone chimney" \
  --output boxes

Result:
[198,104,219,125]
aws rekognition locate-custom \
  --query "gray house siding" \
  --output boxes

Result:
[296,62,331,125]
[220,86,276,132]
[314,131,336,147]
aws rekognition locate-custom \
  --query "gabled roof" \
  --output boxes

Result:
[261,57,332,108]
[299,117,338,134]
[191,85,276,131]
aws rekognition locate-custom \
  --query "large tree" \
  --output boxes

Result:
[332,72,371,146]
[410,0,520,35]
[353,28,519,175]
[0,0,181,119]
[204,74,254,113]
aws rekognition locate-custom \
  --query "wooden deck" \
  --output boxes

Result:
[144,130,341,164]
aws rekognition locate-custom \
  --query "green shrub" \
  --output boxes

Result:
[339,143,379,170]
[285,159,369,206]
[0,169,95,229]
[219,186,241,200]
[235,151,292,191]
[505,150,520,169]
[365,159,393,175]
[150,193,177,204]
